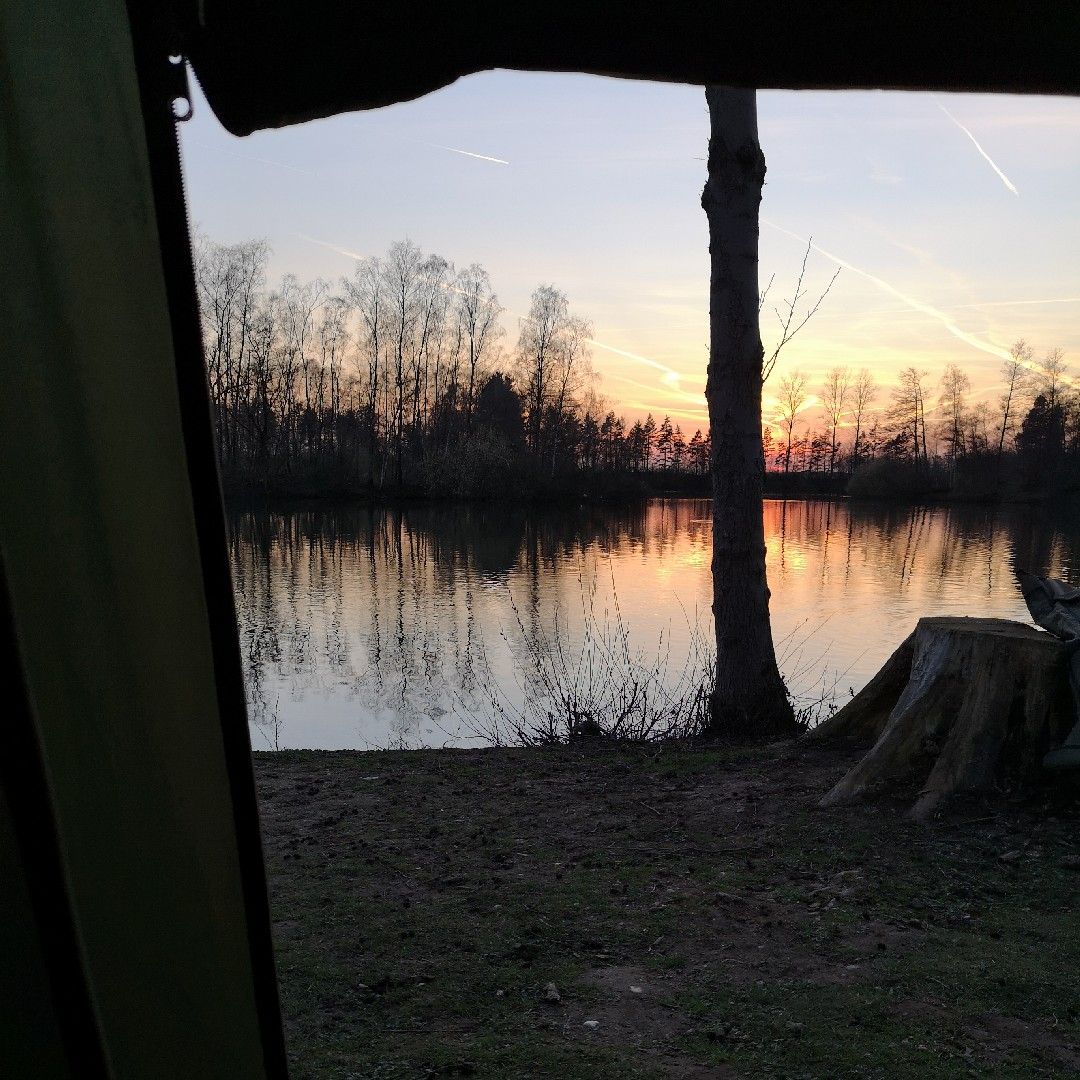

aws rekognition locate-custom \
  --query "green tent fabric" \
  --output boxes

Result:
[1,1,285,1075]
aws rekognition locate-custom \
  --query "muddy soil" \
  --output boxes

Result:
[255,741,1080,1079]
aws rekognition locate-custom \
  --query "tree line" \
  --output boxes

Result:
[767,343,1075,498]
[196,234,714,499]
[197,233,1072,503]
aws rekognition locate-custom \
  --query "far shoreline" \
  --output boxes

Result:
[222,478,1069,512]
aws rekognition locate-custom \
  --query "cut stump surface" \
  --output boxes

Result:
[816,617,1073,820]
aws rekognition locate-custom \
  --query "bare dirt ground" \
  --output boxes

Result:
[254,740,1080,1079]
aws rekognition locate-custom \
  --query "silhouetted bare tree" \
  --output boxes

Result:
[937,363,971,468]
[850,368,877,468]
[997,341,1031,459]
[821,366,850,473]
[890,366,930,463]
[777,370,807,474]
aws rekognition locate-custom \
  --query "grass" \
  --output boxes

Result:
[255,741,1080,1078]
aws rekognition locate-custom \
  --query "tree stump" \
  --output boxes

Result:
[815,617,1074,820]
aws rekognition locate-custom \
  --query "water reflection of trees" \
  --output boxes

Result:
[228,500,704,745]
[229,498,1080,747]
[765,498,1080,599]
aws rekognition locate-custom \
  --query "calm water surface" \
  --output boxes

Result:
[229,498,1080,749]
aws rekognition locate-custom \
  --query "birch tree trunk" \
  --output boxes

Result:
[702,86,796,738]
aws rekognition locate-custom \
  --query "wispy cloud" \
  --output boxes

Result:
[850,218,945,269]
[936,102,1019,196]
[186,137,320,176]
[625,403,709,424]
[952,296,1080,310]
[846,296,1080,318]
[868,166,903,186]
[954,109,1080,132]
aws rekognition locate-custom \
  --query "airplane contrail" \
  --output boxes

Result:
[426,143,510,166]
[762,219,1015,364]
[937,102,1019,196]
[298,234,367,261]
[606,371,706,406]
[584,339,684,384]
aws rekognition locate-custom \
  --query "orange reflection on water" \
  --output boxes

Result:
[229,498,1079,749]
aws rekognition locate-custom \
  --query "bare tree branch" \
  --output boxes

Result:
[761,239,840,383]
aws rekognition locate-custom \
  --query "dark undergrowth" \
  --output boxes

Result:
[440,587,837,748]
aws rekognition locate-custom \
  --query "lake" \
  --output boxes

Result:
[228,498,1080,750]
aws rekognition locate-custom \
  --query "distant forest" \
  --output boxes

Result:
[198,235,1076,503]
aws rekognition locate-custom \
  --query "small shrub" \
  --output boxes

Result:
[454,578,714,746]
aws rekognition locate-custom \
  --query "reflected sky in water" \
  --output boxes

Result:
[229,498,1080,750]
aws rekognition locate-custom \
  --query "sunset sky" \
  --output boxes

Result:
[181,72,1080,434]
